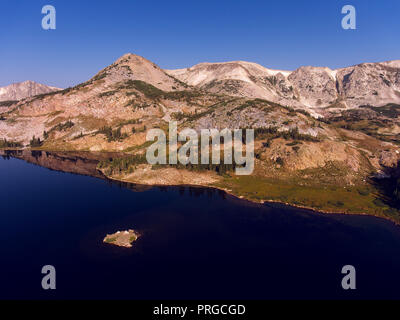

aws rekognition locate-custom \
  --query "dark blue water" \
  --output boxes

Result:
[1,153,400,299]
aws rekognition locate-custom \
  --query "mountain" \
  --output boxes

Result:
[166,60,400,115]
[0,53,399,221]
[0,80,61,102]
[89,53,188,91]
[0,53,193,145]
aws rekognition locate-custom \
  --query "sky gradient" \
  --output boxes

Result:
[0,0,399,88]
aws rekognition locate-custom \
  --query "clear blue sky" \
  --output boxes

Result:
[0,0,399,88]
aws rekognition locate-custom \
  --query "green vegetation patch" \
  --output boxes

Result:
[0,139,23,148]
[361,103,400,119]
[104,237,117,243]
[0,100,17,107]
[215,175,400,222]
[49,120,75,133]
[98,154,148,175]
[97,126,129,142]
[118,80,201,101]
[99,90,118,98]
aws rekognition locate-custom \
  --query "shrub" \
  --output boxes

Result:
[275,157,284,166]
[373,198,385,207]
[357,189,370,196]
[120,80,164,99]
[29,136,43,147]
[98,126,128,142]
[171,112,186,121]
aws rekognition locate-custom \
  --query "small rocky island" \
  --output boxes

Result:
[103,229,140,248]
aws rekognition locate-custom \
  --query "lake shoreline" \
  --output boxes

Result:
[2,148,398,226]
[102,170,400,226]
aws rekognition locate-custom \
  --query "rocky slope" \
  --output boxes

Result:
[0,80,60,102]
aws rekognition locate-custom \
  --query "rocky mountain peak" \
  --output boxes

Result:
[88,53,186,91]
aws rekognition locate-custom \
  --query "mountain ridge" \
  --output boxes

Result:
[0,80,61,102]
[166,58,400,114]
[0,53,399,146]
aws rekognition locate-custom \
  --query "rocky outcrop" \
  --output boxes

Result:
[103,229,140,248]
[287,66,337,108]
[336,62,400,108]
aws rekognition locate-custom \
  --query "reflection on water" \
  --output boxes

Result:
[0,149,117,178]
[0,149,229,193]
